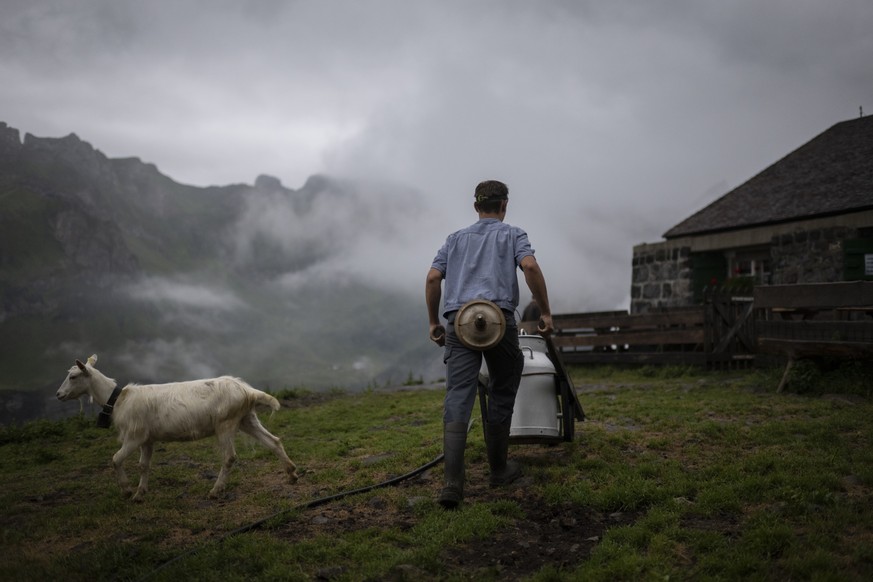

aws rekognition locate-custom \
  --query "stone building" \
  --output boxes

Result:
[631,115,873,313]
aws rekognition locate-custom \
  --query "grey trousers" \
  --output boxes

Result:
[442,310,524,425]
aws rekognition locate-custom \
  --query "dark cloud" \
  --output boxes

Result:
[2,0,871,312]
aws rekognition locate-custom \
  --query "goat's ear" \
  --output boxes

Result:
[87,354,98,366]
[75,360,90,376]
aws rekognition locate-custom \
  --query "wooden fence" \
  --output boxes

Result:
[533,307,709,366]
[754,281,873,390]
[525,281,872,369]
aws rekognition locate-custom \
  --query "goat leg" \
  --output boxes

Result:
[131,443,154,502]
[112,442,140,498]
[240,414,299,483]
[209,431,238,498]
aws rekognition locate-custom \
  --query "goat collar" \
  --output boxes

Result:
[96,385,123,429]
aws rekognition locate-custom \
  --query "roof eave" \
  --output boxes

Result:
[663,205,873,240]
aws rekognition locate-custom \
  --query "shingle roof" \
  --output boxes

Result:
[664,116,873,239]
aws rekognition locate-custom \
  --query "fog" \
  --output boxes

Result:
[2,0,871,312]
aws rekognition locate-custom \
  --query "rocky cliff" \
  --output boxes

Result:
[0,122,437,422]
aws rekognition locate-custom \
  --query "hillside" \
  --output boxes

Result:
[0,122,439,423]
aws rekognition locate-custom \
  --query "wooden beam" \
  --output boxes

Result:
[754,281,873,309]
[756,320,873,342]
[757,338,873,358]
[555,310,703,329]
[553,328,705,347]
[559,351,709,365]
[776,357,794,393]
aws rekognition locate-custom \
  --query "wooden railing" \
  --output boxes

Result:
[522,282,872,370]
[753,281,873,390]
[522,307,710,366]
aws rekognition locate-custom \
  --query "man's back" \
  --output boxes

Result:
[432,218,533,315]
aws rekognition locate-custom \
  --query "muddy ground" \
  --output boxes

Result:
[267,443,639,581]
[250,387,642,580]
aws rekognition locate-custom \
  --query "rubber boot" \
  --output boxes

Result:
[486,421,522,487]
[438,421,467,509]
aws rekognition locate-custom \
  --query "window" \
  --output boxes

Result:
[726,247,771,285]
[844,237,873,281]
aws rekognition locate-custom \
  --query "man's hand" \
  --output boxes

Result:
[425,268,445,347]
[430,323,446,347]
[520,256,554,338]
[537,314,554,337]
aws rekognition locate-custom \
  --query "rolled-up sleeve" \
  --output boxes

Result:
[431,238,449,274]
[514,228,534,266]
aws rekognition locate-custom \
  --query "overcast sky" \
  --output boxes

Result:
[3,0,871,313]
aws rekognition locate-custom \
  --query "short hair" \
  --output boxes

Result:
[474,180,508,213]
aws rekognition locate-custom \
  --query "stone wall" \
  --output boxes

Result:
[770,226,858,284]
[630,242,693,313]
[631,224,864,313]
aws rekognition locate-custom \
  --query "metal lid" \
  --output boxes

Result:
[455,299,506,350]
[520,349,557,375]
[518,333,547,352]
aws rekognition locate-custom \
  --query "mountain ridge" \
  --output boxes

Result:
[0,122,439,423]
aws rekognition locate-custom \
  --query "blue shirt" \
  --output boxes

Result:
[431,218,534,317]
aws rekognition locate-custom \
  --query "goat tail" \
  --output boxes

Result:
[243,382,281,412]
[257,391,281,412]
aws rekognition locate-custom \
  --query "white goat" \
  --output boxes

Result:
[56,355,298,501]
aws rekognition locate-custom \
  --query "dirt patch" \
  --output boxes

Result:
[442,500,636,580]
[268,482,636,580]
[263,452,639,580]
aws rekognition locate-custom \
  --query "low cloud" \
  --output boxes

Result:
[125,277,246,311]
[122,277,248,335]
[233,178,438,296]
[114,337,219,382]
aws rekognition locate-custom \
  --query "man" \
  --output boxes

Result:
[425,179,554,509]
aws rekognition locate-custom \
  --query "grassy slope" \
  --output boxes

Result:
[0,367,871,581]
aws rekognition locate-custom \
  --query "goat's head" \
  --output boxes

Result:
[56,354,98,401]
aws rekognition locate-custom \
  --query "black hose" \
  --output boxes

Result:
[225,449,446,537]
[136,421,474,581]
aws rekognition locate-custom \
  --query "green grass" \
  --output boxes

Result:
[1,369,871,580]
